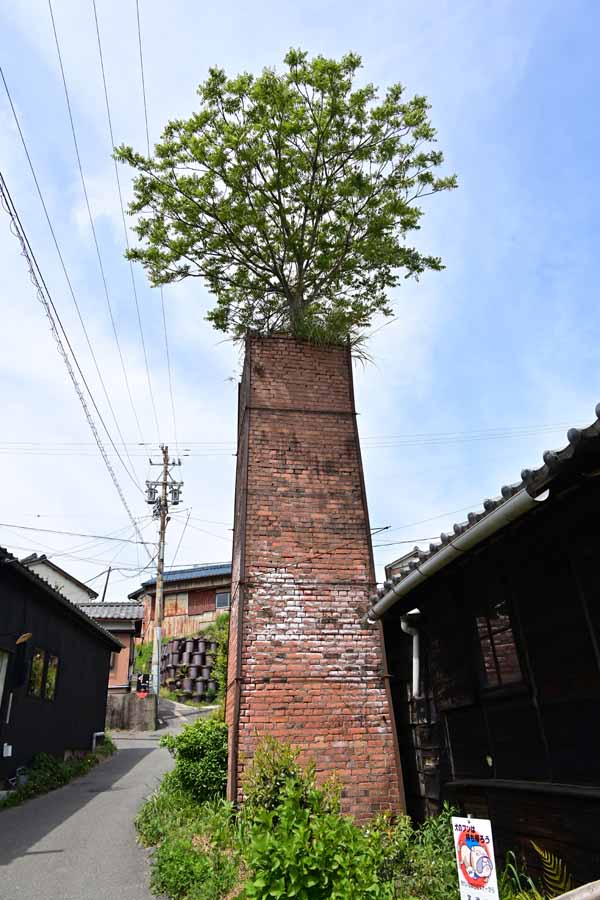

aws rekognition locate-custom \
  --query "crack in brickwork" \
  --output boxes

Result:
[226,334,404,820]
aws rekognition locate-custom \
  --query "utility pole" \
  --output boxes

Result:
[100,566,112,602]
[146,445,183,695]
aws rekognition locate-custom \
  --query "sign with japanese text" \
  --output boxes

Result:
[451,816,500,900]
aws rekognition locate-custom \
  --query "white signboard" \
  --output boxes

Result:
[451,816,500,900]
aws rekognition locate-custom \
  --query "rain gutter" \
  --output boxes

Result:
[363,488,550,625]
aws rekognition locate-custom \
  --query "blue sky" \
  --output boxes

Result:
[0,0,598,598]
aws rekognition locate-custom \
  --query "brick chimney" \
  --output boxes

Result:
[225,334,404,820]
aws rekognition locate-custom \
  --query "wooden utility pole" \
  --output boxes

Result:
[147,444,183,695]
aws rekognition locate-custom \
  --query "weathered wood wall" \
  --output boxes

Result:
[384,477,600,884]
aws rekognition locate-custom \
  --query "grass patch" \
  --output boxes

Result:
[136,773,241,900]
[0,734,116,810]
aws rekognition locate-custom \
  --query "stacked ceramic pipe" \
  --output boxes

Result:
[160,636,219,701]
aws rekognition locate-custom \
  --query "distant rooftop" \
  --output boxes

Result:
[128,562,232,598]
[77,601,144,621]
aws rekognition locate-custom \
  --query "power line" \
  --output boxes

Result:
[91,0,161,443]
[134,1,179,451]
[48,0,144,443]
[135,0,151,158]
[161,287,178,451]
[0,170,150,555]
[170,509,191,569]
[0,521,153,544]
[0,64,142,493]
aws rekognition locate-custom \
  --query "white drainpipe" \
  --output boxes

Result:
[400,617,420,699]
[365,488,550,624]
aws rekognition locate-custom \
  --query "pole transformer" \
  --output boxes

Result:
[146,445,183,695]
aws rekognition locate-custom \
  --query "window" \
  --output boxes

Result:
[476,600,522,688]
[216,591,231,610]
[109,652,117,670]
[45,655,59,700]
[27,649,60,701]
[28,648,45,698]
[0,651,9,708]
[165,591,188,616]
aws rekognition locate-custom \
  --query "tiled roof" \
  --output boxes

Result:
[0,546,122,650]
[380,402,600,594]
[77,602,144,621]
[143,562,231,587]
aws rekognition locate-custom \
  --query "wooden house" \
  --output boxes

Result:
[0,546,121,788]
[77,602,143,693]
[130,562,231,641]
[370,405,600,884]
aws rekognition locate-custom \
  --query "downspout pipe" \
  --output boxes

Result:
[400,617,420,699]
[364,488,550,625]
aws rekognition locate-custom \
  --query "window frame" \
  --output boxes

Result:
[27,648,60,702]
[215,590,231,610]
[44,654,59,701]
[474,598,525,694]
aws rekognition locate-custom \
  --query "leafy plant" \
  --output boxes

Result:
[161,717,228,802]
[136,770,205,847]
[116,49,457,343]
[242,776,393,899]
[136,774,241,900]
[0,738,116,810]
[241,735,337,820]
[134,641,153,674]
[380,803,460,900]
[531,842,574,898]
[211,613,229,705]
[151,833,239,900]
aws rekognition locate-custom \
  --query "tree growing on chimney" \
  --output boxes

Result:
[116,50,457,342]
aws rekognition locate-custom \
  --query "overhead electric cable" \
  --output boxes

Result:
[48,0,144,443]
[135,0,151,158]
[161,287,179,451]
[170,509,191,569]
[0,171,150,556]
[135,1,179,450]
[91,0,161,443]
[0,64,142,491]
[0,521,153,544]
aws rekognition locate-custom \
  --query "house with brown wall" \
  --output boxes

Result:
[129,563,231,641]
[77,602,143,692]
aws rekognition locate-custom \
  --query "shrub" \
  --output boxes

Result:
[0,739,116,810]
[358,803,460,900]
[241,735,310,817]
[241,738,392,899]
[161,717,228,802]
[243,777,392,900]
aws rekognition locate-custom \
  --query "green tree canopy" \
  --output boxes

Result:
[116,50,457,342]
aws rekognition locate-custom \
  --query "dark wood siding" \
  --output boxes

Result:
[384,477,600,883]
[0,565,112,784]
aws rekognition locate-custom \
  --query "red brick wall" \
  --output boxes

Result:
[226,334,404,820]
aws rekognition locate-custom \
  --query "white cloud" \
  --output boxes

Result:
[0,0,597,596]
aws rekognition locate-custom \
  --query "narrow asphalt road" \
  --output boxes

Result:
[0,701,210,900]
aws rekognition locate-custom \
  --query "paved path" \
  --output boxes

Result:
[0,701,208,900]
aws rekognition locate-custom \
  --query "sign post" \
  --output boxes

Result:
[452,816,500,900]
